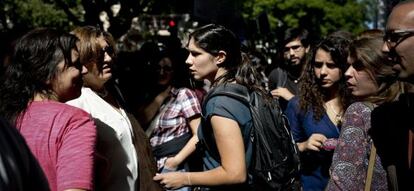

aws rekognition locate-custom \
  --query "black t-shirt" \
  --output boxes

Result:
[370,93,414,190]
[268,67,300,111]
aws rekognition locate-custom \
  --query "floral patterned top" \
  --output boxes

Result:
[326,102,387,191]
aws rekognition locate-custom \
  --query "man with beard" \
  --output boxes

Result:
[268,28,312,110]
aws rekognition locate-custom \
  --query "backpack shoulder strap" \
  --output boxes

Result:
[199,83,252,162]
[203,83,251,108]
[276,67,288,88]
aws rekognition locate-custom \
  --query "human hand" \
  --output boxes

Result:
[160,85,172,98]
[270,87,294,100]
[153,172,188,190]
[164,157,179,170]
[156,85,172,103]
[302,133,327,152]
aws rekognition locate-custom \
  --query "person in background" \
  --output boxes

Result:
[326,30,401,191]
[369,1,414,190]
[285,34,352,190]
[67,26,162,191]
[0,28,96,191]
[268,28,312,110]
[138,44,202,191]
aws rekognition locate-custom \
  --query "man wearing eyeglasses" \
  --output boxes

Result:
[268,28,311,110]
[370,1,414,190]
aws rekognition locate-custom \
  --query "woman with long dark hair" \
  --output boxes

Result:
[285,34,352,190]
[153,24,269,191]
[0,28,96,191]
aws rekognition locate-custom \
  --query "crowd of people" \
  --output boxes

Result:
[1,1,414,191]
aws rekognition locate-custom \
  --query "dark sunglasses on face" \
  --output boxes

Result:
[102,46,114,55]
[384,28,414,49]
[101,45,114,56]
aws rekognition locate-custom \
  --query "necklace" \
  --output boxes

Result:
[326,102,343,125]
[287,72,301,84]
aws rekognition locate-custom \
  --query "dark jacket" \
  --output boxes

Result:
[370,93,414,191]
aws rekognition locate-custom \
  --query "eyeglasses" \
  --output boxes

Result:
[384,29,414,49]
[101,45,114,56]
[284,45,303,53]
[97,45,114,62]
[156,65,173,72]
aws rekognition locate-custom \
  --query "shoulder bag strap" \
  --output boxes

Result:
[364,101,376,191]
[408,129,413,169]
[364,143,377,191]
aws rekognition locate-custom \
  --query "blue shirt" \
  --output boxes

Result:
[198,95,253,191]
[285,97,340,190]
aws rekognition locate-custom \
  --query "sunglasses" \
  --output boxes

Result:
[384,29,414,49]
[101,45,114,56]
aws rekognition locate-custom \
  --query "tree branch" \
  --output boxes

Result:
[54,0,82,26]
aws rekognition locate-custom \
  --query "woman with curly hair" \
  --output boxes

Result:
[285,34,352,190]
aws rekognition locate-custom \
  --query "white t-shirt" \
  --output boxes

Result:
[67,87,138,191]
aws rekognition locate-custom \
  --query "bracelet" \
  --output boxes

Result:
[187,173,192,186]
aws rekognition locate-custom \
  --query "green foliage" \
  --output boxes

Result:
[243,0,367,38]
[0,0,371,41]
[0,0,81,31]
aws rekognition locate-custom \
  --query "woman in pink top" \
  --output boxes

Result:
[0,28,96,191]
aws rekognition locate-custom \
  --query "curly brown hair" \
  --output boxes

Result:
[299,34,352,121]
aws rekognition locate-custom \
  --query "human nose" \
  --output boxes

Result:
[185,54,192,66]
[289,48,296,55]
[382,41,390,53]
[320,64,328,74]
[103,52,112,63]
[81,65,88,75]
[344,66,353,78]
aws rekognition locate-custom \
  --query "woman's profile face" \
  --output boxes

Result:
[83,36,113,90]
[51,49,87,102]
[185,38,218,82]
[313,48,342,89]
[345,57,378,98]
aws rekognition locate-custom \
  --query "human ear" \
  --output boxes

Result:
[215,50,227,65]
[305,45,310,53]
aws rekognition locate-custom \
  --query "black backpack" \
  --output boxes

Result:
[201,83,300,191]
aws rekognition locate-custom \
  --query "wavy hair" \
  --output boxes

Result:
[349,33,400,104]
[299,35,352,120]
[0,28,78,122]
[71,26,116,66]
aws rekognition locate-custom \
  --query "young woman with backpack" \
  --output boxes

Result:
[153,24,274,191]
